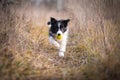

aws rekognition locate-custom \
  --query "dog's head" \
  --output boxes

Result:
[47,17,70,37]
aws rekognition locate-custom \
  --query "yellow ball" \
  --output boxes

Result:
[56,35,62,40]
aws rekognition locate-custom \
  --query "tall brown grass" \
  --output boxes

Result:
[0,0,120,80]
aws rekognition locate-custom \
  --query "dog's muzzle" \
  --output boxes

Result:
[56,34,62,40]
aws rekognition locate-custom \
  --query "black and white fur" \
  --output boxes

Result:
[47,17,70,57]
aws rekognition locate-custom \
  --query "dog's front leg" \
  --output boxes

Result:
[49,37,60,49]
[59,36,67,57]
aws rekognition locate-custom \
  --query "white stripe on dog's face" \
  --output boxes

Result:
[58,22,61,28]
[57,22,63,36]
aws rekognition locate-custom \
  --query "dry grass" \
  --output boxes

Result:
[0,0,120,80]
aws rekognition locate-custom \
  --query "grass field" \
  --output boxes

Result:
[0,0,120,80]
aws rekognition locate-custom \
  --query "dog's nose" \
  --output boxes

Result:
[57,33,61,36]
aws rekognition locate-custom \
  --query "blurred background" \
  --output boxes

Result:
[0,0,120,80]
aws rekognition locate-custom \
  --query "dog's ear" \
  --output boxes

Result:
[47,21,51,28]
[50,17,57,23]
[62,19,70,27]
[47,17,56,27]
[47,21,51,25]
[47,17,56,26]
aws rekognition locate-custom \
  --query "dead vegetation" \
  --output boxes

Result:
[0,0,120,80]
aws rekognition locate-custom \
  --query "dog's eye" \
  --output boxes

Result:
[60,25,67,33]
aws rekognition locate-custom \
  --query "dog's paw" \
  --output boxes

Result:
[59,52,64,57]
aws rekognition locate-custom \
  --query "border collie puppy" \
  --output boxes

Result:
[47,17,70,57]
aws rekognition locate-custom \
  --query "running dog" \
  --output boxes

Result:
[47,17,70,57]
